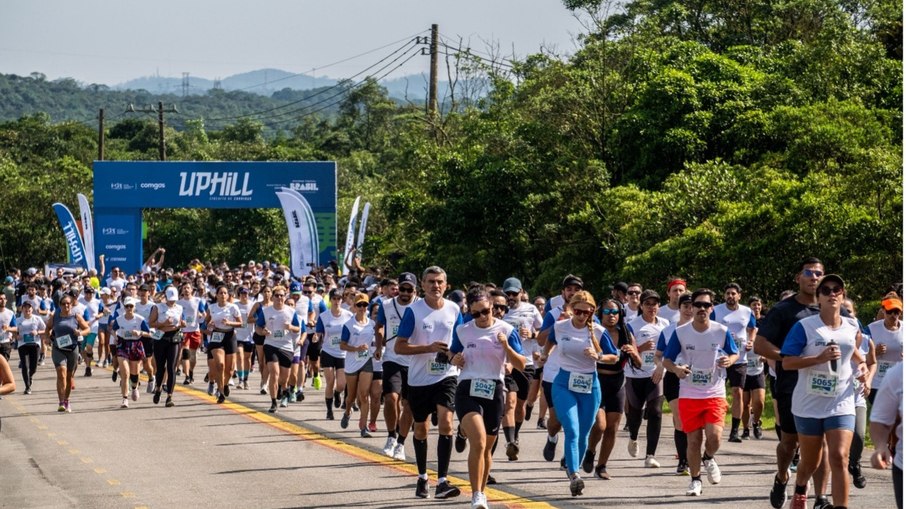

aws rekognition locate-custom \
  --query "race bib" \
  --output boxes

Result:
[878,361,894,376]
[690,368,713,387]
[642,351,656,367]
[469,378,496,399]
[568,372,593,394]
[747,356,759,370]
[356,349,370,360]
[273,329,285,339]
[22,333,36,344]
[152,330,164,340]
[734,334,745,352]
[807,370,838,397]
[211,332,225,343]
[55,334,73,349]
[184,314,196,326]
[427,360,447,375]
[330,335,341,346]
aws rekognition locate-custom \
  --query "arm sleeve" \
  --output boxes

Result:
[315,317,325,334]
[540,312,555,332]
[747,313,757,329]
[724,330,739,354]
[293,313,303,331]
[340,324,351,343]
[376,304,387,326]
[8,315,16,327]
[508,329,524,354]
[544,299,552,313]
[656,331,667,352]
[450,325,464,354]
[597,329,618,355]
[709,310,716,320]
[780,322,808,357]
[396,308,415,339]
[255,312,266,328]
[111,318,120,332]
[548,326,558,345]
[663,331,682,362]
[318,301,327,313]
[140,320,151,332]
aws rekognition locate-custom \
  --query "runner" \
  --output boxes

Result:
[234,287,254,390]
[249,285,273,393]
[46,293,90,412]
[711,283,757,443]
[654,291,694,475]
[178,284,206,386]
[148,286,184,407]
[868,361,903,509]
[394,266,463,499]
[0,294,14,361]
[375,272,418,460]
[15,300,45,394]
[659,278,687,324]
[741,296,766,440]
[450,288,525,509]
[845,297,875,489]
[780,274,868,509]
[77,286,102,376]
[542,290,619,496]
[96,288,114,369]
[315,289,352,419]
[134,284,157,393]
[112,297,152,409]
[339,292,376,436]
[625,289,669,467]
[256,285,303,413]
[868,297,902,404]
[205,285,243,404]
[624,283,642,321]
[663,288,738,496]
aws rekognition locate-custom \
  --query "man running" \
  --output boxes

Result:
[711,283,757,443]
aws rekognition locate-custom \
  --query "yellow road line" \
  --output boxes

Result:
[172,382,554,509]
[107,479,121,486]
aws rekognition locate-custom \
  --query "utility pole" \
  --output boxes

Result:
[97,108,105,161]
[428,23,439,119]
[125,102,178,161]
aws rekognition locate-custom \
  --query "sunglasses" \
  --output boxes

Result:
[355,302,369,308]
[492,304,509,312]
[398,287,414,293]
[818,286,843,296]
[124,304,134,309]
[885,309,902,315]
[572,308,593,317]
[601,308,620,316]
[273,293,286,298]
[505,291,520,297]
[627,290,641,296]
[470,308,492,319]
[302,290,313,295]
[692,301,713,309]
[802,269,824,278]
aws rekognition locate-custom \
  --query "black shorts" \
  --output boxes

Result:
[775,392,797,435]
[239,341,255,353]
[207,330,237,355]
[347,358,374,377]
[455,379,505,435]
[297,337,310,360]
[743,371,765,391]
[382,361,409,399]
[252,332,266,346]
[141,337,154,357]
[625,376,663,411]
[307,339,322,361]
[663,370,681,402]
[504,374,518,394]
[320,351,345,370]
[512,367,532,401]
[408,376,457,423]
[534,366,543,379]
[598,371,626,413]
[726,363,747,389]
[263,344,293,369]
[542,380,554,408]
[371,369,382,381]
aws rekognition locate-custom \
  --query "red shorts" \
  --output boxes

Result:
[182,331,202,350]
[678,397,727,432]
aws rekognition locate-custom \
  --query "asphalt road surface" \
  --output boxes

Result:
[0,353,897,509]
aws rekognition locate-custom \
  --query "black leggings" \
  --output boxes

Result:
[18,344,40,389]
[625,376,664,456]
[153,338,180,394]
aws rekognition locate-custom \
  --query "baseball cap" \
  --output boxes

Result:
[640,289,661,304]
[448,289,466,304]
[27,268,37,276]
[561,274,584,289]
[354,293,370,306]
[165,287,179,302]
[20,300,32,308]
[881,298,903,313]
[502,277,523,294]
[290,282,302,294]
[100,287,112,296]
[123,297,138,307]
[3,276,13,284]
[613,282,629,293]
[817,274,846,291]
[398,272,417,288]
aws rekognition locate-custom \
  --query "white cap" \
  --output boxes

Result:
[123,297,138,307]
[165,287,178,302]
[100,287,111,296]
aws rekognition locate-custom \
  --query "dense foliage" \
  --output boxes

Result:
[0,0,900,304]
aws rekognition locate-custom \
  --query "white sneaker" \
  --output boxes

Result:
[207,382,216,396]
[121,398,129,408]
[627,439,639,458]
[686,479,702,496]
[146,378,155,394]
[392,443,406,461]
[131,387,140,401]
[471,491,488,509]
[704,458,722,484]
[228,379,236,386]
[382,436,397,457]
[644,455,660,468]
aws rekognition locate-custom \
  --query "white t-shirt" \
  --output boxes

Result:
[341,317,376,373]
[257,305,301,352]
[624,304,639,322]
[153,302,183,339]
[867,319,903,386]
[112,314,150,340]
[549,320,616,375]
[626,315,670,378]
[16,315,45,346]
[178,297,205,332]
[317,308,354,358]
[376,297,416,367]
[133,300,155,323]
[664,321,737,399]
[503,302,544,368]
[78,296,102,334]
[396,298,463,387]
[0,308,14,344]
[540,307,565,383]
[235,301,254,342]
[869,361,903,469]
[452,319,520,381]
[658,304,680,324]
[208,302,241,330]
[712,303,756,365]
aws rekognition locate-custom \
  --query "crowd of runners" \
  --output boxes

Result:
[0,254,901,509]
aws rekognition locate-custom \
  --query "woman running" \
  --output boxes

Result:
[46,294,90,412]
[450,288,525,509]
[256,286,302,413]
[96,288,114,369]
[339,292,376,436]
[542,291,619,496]
[250,285,273,394]
[316,289,352,419]
[868,297,902,404]
[205,284,243,404]
[112,297,152,409]
[178,284,206,385]
[234,287,255,390]
[780,275,868,509]
[587,298,641,479]
[15,300,45,394]
[148,286,184,407]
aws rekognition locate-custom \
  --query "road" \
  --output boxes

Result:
[0,353,897,509]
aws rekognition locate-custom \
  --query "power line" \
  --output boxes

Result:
[437,33,516,69]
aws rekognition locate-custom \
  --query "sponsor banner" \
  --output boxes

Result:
[52,203,88,268]
[342,196,360,273]
[76,193,96,271]
[356,202,371,262]
[276,188,320,280]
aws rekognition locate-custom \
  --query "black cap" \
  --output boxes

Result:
[640,289,661,304]
[562,274,584,289]
[678,293,693,306]
[398,272,418,288]
[448,289,466,304]
[818,274,846,291]
[613,282,629,293]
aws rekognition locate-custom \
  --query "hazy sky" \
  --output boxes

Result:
[1,1,587,86]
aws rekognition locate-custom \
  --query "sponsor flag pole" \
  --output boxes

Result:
[276,189,320,280]
[52,203,88,269]
[356,202,371,263]
[76,193,96,271]
[342,196,360,274]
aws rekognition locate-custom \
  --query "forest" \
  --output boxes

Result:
[0,0,900,304]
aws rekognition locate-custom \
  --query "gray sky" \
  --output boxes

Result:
[1,1,586,86]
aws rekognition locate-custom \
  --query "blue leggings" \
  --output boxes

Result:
[552,370,602,476]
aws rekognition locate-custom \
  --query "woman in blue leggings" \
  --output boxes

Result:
[540,291,619,496]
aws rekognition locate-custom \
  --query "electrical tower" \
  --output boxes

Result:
[181,72,190,97]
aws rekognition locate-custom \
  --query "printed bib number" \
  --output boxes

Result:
[690,368,713,387]
[273,329,285,339]
[734,334,745,352]
[356,349,370,360]
[807,370,838,397]
[184,314,196,326]
[55,334,73,349]
[330,335,341,346]
[878,361,894,376]
[747,356,759,369]
[22,333,36,344]
[642,351,656,367]
[211,332,225,343]
[152,330,164,340]
[428,360,447,375]
[568,372,593,394]
[470,378,496,399]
